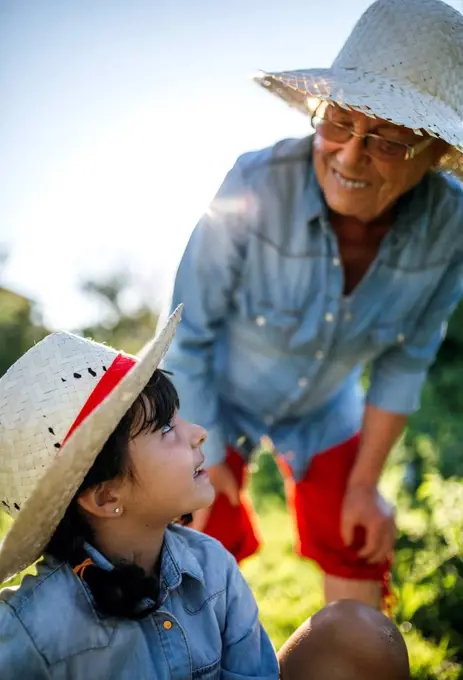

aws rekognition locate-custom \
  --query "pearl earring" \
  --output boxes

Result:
[113,507,122,514]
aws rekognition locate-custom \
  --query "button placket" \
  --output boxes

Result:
[318,299,338,367]
[156,613,191,679]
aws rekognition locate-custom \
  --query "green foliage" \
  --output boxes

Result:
[241,505,323,649]
[391,458,463,671]
[248,447,285,512]
[245,454,463,679]
[0,288,48,377]
[405,301,463,478]
[77,272,159,354]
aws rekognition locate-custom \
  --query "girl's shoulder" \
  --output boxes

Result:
[0,559,115,667]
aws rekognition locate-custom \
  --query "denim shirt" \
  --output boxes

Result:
[0,525,279,680]
[163,136,463,478]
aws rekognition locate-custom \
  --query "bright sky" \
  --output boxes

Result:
[1,0,461,329]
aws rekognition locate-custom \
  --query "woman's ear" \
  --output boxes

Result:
[77,482,124,519]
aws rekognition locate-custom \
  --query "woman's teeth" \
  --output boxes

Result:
[193,465,203,478]
[333,169,367,189]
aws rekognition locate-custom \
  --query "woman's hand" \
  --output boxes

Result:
[341,483,396,563]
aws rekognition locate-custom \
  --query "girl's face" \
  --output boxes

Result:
[117,409,214,527]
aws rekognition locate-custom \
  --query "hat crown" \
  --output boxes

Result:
[0,333,119,517]
[333,0,463,115]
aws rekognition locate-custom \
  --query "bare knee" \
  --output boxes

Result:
[278,600,410,680]
[324,574,382,609]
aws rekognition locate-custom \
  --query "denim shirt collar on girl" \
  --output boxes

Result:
[83,528,207,611]
[0,524,279,680]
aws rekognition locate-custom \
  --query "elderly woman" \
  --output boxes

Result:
[163,0,463,609]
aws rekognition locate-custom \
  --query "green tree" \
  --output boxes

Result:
[78,272,159,354]
[405,300,463,479]
[0,287,48,377]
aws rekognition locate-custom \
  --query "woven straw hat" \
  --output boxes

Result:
[254,0,463,176]
[0,305,182,583]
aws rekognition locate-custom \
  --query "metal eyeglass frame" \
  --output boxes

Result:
[310,103,433,161]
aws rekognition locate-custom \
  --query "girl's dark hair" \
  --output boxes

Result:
[45,369,188,620]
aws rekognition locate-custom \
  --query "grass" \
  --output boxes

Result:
[241,502,323,648]
[240,481,463,679]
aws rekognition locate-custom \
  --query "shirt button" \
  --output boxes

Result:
[264,414,274,426]
[332,257,340,266]
[324,312,334,323]
[298,377,309,388]
[255,315,266,327]
[163,620,173,630]
[344,312,352,321]
[315,350,324,360]
[397,333,405,343]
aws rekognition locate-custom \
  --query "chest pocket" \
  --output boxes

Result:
[370,260,446,328]
[370,322,407,353]
[247,301,302,349]
[193,658,221,679]
[231,233,324,351]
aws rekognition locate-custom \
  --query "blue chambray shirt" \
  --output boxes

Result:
[163,136,463,479]
[0,525,279,679]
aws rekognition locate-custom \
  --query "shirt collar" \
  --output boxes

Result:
[305,136,328,224]
[84,524,205,592]
[161,526,206,591]
[84,542,114,570]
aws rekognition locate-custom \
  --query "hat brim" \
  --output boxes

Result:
[0,305,183,584]
[254,68,463,176]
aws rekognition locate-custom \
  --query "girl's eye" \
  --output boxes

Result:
[161,422,174,435]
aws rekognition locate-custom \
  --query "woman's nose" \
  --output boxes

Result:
[334,132,369,169]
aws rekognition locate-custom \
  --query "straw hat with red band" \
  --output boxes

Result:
[0,305,183,584]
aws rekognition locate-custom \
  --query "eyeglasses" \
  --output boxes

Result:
[311,105,433,162]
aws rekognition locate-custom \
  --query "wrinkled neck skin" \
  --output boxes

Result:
[329,204,396,244]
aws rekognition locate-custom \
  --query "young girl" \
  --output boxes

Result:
[0,308,280,679]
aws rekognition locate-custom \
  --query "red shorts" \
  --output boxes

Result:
[202,447,262,563]
[203,436,390,583]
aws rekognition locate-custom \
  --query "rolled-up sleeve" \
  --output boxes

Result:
[367,255,463,414]
[162,161,253,467]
